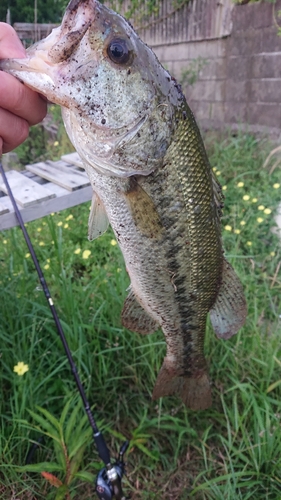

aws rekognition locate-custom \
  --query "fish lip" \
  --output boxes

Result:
[0,55,57,93]
[0,0,95,74]
[61,0,93,34]
[0,56,53,73]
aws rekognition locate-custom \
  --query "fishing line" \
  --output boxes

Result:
[0,160,129,500]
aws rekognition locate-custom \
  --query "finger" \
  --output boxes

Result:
[0,107,29,153]
[0,23,47,125]
[0,23,26,59]
[0,71,47,126]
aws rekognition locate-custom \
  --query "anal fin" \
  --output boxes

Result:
[210,257,247,340]
[122,287,159,335]
[88,192,109,241]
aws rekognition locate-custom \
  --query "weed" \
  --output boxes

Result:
[0,130,280,498]
[180,57,208,87]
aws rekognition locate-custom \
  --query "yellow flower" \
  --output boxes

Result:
[25,253,30,258]
[237,182,244,188]
[224,225,232,231]
[270,251,275,257]
[64,223,69,229]
[246,241,252,246]
[258,205,265,211]
[212,167,217,172]
[257,217,264,223]
[82,249,91,259]
[273,183,280,189]
[3,239,7,244]
[243,195,250,201]
[13,361,29,376]
[111,239,117,246]
[74,248,81,254]
[39,242,45,246]
[54,141,59,147]
[57,221,63,227]
[252,198,258,203]
[117,268,121,273]
[216,170,221,175]
[47,259,50,263]
[264,208,271,215]
[37,227,42,232]
[222,185,227,191]
[240,221,246,226]
[44,264,50,270]
[65,214,73,221]
[234,229,241,234]
[51,213,55,216]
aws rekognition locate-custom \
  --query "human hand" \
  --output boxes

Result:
[0,23,47,154]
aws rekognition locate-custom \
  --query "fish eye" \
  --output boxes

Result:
[107,38,132,65]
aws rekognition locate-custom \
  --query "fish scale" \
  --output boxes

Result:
[0,0,247,410]
[145,105,223,379]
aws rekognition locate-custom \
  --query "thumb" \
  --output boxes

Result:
[0,23,26,59]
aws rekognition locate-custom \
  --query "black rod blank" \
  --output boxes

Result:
[0,161,111,467]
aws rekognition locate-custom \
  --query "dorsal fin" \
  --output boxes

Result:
[211,169,224,219]
[210,257,247,339]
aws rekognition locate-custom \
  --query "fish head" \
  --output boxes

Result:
[0,0,182,176]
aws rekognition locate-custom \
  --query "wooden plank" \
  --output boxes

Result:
[61,152,84,169]
[0,170,56,208]
[108,0,234,45]
[26,161,90,191]
[0,185,93,231]
[14,23,58,42]
[0,153,93,230]
[47,159,87,177]
[0,200,9,215]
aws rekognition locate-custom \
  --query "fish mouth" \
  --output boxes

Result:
[0,0,95,105]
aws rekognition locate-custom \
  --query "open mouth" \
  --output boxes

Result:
[0,0,96,96]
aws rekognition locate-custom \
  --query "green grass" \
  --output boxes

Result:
[0,124,281,499]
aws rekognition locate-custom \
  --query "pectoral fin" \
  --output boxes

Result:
[88,192,109,241]
[122,288,159,335]
[210,258,247,340]
[124,177,163,239]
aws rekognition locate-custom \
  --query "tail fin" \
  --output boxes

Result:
[152,358,212,411]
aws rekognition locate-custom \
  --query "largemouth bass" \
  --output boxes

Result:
[0,0,247,410]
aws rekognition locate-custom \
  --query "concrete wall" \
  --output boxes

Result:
[150,0,281,137]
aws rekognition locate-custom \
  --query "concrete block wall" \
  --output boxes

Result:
[152,0,281,136]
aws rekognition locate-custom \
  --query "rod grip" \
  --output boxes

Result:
[94,431,111,465]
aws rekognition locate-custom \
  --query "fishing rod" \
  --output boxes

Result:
[0,160,129,500]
